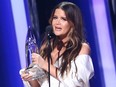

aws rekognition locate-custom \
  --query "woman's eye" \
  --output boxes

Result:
[61,17,67,21]
[53,16,57,19]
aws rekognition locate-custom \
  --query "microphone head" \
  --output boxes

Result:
[46,25,53,33]
[46,25,55,39]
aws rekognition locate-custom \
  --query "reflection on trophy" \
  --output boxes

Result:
[25,27,47,80]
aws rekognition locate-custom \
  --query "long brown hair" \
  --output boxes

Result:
[40,1,85,76]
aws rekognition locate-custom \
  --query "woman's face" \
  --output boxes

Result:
[52,8,71,40]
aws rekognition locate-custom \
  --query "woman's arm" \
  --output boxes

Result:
[32,53,59,79]
[42,61,59,79]
[29,80,40,87]
[79,43,91,55]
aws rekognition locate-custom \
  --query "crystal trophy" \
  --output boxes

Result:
[25,27,47,80]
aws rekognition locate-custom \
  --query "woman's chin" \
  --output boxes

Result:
[54,33,61,36]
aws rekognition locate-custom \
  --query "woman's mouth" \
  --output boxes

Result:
[55,27,62,31]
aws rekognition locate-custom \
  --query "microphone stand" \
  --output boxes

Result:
[47,33,52,87]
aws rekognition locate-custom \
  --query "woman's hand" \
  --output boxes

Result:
[20,69,40,87]
[20,69,33,81]
[31,53,58,79]
[31,53,47,69]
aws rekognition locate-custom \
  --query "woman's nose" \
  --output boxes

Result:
[56,19,61,24]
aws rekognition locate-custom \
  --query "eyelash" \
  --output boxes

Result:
[62,17,67,21]
[53,16,57,19]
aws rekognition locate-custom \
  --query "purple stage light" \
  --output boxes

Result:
[10,0,28,68]
[92,0,116,87]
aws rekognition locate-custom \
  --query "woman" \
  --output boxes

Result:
[20,1,94,87]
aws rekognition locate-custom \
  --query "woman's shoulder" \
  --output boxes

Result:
[78,42,90,55]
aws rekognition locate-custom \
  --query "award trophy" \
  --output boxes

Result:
[25,27,47,80]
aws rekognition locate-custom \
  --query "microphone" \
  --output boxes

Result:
[46,25,55,40]
[45,25,55,87]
